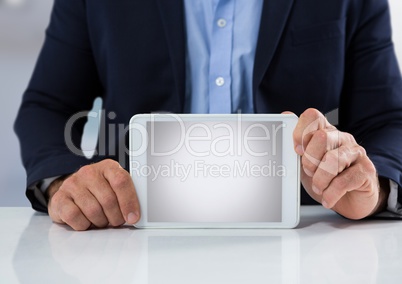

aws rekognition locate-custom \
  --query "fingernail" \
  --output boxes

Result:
[127,212,139,224]
[295,145,304,155]
[312,185,320,195]
[304,168,314,177]
[322,200,329,209]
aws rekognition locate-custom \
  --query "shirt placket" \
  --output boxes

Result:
[208,0,235,114]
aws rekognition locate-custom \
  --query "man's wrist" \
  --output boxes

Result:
[46,175,70,203]
[370,177,391,216]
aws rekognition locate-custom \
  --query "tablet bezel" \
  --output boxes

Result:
[129,113,300,228]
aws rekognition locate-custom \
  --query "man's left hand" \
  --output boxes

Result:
[291,108,388,219]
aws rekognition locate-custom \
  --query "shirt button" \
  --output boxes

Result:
[217,18,227,28]
[215,77,225,87]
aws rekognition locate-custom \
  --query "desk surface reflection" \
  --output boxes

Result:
[1,206,401,283]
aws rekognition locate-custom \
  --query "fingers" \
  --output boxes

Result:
[78,164,126,227]
[299,126,367,203]
[311,145,366,195]
[320,159,378,213]
[48,159,140,231]
[49,192,92,231]
[293,108,336,155]
[301,129,378,217]
[292,108,380,219]
[302,130,357,178]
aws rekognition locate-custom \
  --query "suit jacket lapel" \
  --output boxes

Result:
[156,0,186,108]
[253,0,295,96]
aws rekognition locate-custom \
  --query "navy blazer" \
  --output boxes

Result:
[15,0,402,213]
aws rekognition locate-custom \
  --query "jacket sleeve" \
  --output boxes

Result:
[14,0,103,212]
[339,0,402,210]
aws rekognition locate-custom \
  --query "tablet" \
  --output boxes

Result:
[129,113,300,228]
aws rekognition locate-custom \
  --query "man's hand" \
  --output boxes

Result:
[47,159,140,231]
[292,108,389,219]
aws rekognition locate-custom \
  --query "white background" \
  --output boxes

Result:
[0,0,402,206]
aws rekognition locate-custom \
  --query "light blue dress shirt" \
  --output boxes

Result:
[183,0,263,114]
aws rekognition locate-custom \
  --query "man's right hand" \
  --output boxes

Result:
[47,159,140,231]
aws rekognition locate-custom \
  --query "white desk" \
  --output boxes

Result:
[1,206,401,283]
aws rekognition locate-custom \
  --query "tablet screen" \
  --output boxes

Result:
[131,120,286,223]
